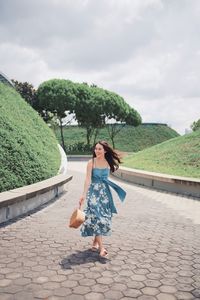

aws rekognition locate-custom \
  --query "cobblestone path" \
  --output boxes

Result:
[0,162,200,300]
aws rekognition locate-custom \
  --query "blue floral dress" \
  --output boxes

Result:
[81,168,126,237]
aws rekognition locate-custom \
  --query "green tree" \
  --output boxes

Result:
[104,91,142,148]
[73,83,106,146]
[11,79,38,108]
[74,83,142,149]
[191,119,200,131]
[37,79,76,152]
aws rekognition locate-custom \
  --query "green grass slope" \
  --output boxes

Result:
[0,83,60,192]
[54,124,179,153]
[123,130,200,178]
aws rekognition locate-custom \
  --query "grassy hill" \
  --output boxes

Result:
[123,130,200,178]
[54,123,179,153]
[0,83,60,192]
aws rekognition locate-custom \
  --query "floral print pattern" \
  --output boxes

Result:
[81,169,113,237]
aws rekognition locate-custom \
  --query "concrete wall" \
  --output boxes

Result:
[113,167,200,198]
[0,174,72,224]
[0,144,72,225]
[67,155,91,161]
[68,155,200,198]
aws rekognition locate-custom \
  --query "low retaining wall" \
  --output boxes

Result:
[113,167,200,198]
[67,155,91,161]
[0,174,72,225]
[0,144,72,225]
[60,155,200,198]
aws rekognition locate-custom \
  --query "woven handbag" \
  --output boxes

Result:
[69,208,85,229]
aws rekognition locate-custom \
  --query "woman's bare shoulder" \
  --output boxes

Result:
[87,159,93,167]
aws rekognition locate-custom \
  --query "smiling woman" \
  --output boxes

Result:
[79,140,126,258]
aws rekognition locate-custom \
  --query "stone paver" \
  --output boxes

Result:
[0,161,200,299]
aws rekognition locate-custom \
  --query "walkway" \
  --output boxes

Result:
[0,161,200,300]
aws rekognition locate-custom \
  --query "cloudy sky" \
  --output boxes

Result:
[0,0,200,134]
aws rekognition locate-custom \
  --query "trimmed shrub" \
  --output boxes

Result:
[0,83,60,192]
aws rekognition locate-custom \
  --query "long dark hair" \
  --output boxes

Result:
[92,141,121,173]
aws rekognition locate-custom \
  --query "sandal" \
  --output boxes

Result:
[99,249,108,258]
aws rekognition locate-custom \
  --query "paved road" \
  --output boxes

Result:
[0,161,200,300]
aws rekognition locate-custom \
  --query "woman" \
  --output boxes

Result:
[79,140,126,258]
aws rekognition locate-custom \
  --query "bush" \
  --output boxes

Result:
[0,83,60,192]
[65,142,92,154]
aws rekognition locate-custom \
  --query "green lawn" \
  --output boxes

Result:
[123,130,200,178]
[54,123,179,153]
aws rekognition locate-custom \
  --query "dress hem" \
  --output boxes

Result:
[81,233,111,237]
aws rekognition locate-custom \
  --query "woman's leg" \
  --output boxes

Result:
[95,236,108,257]
[92,236,99,249]
[95,235,102,249]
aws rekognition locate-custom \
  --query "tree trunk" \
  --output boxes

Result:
[106,123,126,149]
[106,124,115,148]
[93,128,99,146]
[86,127,90,146]
[111,136,115,149]
[86,126,94,146]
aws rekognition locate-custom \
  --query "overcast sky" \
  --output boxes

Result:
[0,0,200,134]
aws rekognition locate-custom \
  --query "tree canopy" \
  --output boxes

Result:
[36,78,142,150]
[73,84,142,147]
[102,90,142,148]
[11,79,37,108]
[37,79,76,151]
[73,84,107,145]
[37,79,76,115]
[191,119,200,131]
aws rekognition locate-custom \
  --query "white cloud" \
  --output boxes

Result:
[0,0,200,135]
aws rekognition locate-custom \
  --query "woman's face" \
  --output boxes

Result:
[94,143,105,158]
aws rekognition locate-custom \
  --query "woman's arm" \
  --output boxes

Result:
[79,160,93,207]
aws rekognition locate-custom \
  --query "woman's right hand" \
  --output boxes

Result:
[79,196,84,208]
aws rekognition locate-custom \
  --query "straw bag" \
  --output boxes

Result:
[69,208,85,229]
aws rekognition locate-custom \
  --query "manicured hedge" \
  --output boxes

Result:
[0,83,60,192]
